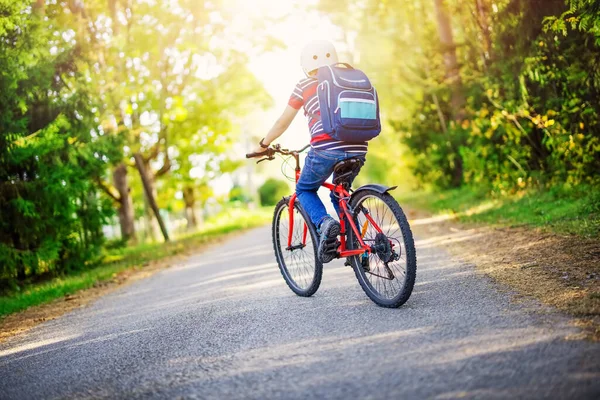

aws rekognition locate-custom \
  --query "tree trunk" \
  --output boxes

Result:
[433,0,465,120]
[475,0,492,65]
[141,169,161,242]
[142,194,157,241]
[112,163,136,244]
[133,153,170,242]
[182,186,197,230]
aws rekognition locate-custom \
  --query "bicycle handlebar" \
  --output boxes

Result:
[245,144,310,163]
[245,148,275,159]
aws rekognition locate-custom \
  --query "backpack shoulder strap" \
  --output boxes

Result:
[303,76,322,120]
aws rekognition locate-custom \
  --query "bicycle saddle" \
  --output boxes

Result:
[333,157,364,186]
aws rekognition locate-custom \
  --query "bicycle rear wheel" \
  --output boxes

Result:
[347,190,416,308]
[272,197,322,297]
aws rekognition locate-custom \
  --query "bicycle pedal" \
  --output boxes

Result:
[323,238,338,248]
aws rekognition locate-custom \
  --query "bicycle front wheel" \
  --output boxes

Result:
[272,197,322,297]
[347,190,417,308]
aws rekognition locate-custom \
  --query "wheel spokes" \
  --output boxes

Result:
[355,196,408,300]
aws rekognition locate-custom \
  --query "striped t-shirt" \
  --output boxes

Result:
[288,77,368,153]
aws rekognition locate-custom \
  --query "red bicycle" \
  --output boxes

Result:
[247,144,416,308]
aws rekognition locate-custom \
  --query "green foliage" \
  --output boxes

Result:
[544,0,600,42]
[258,179,290,206]
[89,0,272,223]
[0,0,271,289]
[0,3,120,288]
[318,0,600,198]
[229,185,250,203]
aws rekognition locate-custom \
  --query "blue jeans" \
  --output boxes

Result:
[296,149,365,228]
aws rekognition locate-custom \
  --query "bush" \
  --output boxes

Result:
[258,179,290,206]
[229,185,250,203]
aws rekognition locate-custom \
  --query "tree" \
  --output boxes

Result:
[0,1,120,285]
[317,0,599,191]
[0,0,273,286]
[88,0,271,241]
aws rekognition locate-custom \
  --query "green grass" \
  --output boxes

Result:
[0,206,272,318]
[396,184,600,237]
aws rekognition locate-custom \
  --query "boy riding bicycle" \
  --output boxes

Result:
[252,40,379,264]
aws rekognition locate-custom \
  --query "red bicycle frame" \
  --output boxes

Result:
[286,153,385,259]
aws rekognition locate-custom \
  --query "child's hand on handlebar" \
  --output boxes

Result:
[251,145,269,155]
[246,140,274,159]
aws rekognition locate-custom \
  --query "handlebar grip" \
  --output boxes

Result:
[246,148,275,158]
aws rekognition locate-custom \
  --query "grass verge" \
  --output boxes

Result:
[0,207,272,319]
[397,184,600,237]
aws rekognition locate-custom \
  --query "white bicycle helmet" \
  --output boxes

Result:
[300,40,339,76]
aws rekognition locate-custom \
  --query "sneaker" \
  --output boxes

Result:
[317,216,340,264]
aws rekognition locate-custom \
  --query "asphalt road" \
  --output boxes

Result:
[1,225,599,399]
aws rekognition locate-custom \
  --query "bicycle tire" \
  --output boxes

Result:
[347,190,417,308]
[272,197,323,297]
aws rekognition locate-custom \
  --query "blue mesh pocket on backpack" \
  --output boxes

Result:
[339,99,377,121]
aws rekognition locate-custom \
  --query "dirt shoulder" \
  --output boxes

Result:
[407,209,600,340]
